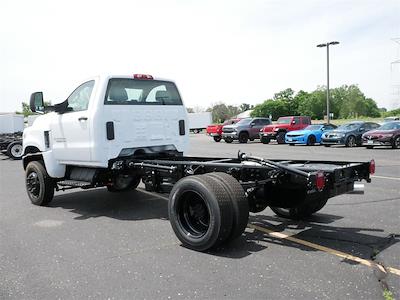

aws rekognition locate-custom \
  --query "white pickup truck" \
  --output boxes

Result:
[23,74,374,251]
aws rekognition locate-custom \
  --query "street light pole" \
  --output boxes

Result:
[317,41,339,124]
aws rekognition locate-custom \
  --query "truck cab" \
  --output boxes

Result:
[23,74,189,179]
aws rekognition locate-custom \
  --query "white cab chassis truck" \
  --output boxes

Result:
[23,74,374,251]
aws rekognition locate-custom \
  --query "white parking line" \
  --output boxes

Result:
[372,175,400,181]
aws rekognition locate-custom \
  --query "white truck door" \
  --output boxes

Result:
[50,80,95,163]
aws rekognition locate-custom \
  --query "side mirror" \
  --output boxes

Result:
[30,92,44,113]
[359,127,364,132]
[291,120,296,125]
[250,122,255,127]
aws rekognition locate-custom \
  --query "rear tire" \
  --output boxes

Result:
[276,132,286,144]
[270,196,328,219]
[168,175,233,251]
[6,141,23,160]
[238,132,249,143]
[25,161,55,206]
[204,173,249,241]
[324,144,331,147]
[366,145,374,149]
[213,136,222,142]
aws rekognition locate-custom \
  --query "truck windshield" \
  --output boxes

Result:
[236,118,252,125]
[104,78,182,105]
[277,117,291,124]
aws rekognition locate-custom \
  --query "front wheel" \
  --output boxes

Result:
[238,132,249,143]
[6,141,23,160]
[366,145,374,149]
[213,136,222,142]
[276,132,286,144]
[25,161,55,206]
[224,137,233,143]
[324,144,331,147]
[345,135,357,147]
[306,135,316,146]
[392,136,400,149]
[261,137,270,144]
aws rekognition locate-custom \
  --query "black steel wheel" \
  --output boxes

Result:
[345,135,356,147]
[168,175,233,251]
[203,173,249,241]
[392,136,400,149]
[107,175,140,192]
[213,136,222,142]
[25,161,55,206]
[261,137,270,144]
[6,141,23,160]
[276,132,286,144]
[238,132,249,143]
[306,135,316,146]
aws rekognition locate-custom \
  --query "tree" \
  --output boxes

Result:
[251,99,290,120]
[16,101,52,117]
[186,107,194,113]
[207,103,240,123]
[239,103,253,112]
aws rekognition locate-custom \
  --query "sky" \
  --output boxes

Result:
[1,0,399,113]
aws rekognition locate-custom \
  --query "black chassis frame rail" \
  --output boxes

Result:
[109,152,371,197]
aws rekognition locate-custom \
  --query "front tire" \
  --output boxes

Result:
[276,132,286,144]
[25,161,55,206]
[238,132,249,143]
[306,135,316,146]
[261,136,270,144]
[6,141,23,160]
[168,175,233,251]
[213,136,222,142]
[392,136,400,149]
[224,137,233,143]
[345,135,356,147]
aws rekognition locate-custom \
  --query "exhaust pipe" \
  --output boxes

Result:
[347,183,365,195]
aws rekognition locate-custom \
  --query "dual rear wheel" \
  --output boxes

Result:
[168,173,249,251]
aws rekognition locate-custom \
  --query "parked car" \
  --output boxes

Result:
[222,117,271,143]
[285,123,337,146]
[321,121,380,147]
[383,116,400,123]
[206,118,240,142]
[362,121,400,149]
[259,116,311,144]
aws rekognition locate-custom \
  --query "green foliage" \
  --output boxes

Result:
[207,103,240,123]
[239,103,253,113]
[16,101,52,117]
[384,108,400,117]
[252,85,382,120]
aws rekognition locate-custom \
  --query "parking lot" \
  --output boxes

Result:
[1,134,399,299]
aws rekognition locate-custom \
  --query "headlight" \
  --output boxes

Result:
[259,129,263,132]
[274,128,280,132]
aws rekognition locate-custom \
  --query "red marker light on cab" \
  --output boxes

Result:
[133,74,153,80]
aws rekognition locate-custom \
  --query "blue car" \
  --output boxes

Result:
[285,124,337,145]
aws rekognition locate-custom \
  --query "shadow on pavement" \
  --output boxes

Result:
[50,188,399,264]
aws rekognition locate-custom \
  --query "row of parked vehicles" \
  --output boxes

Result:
[206,116,400,149]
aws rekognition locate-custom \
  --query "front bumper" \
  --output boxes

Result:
[321,137,346,145]
[222,132,238,139]
[259,132,277,139]
[285,136,306,144]
[362,138,392,146]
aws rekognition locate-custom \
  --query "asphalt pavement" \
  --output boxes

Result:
[0,134,399,299]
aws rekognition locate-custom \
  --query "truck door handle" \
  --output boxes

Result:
[78,117,88,121]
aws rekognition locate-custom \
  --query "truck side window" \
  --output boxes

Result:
[67,81,95,112]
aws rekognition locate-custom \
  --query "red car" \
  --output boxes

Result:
[259,116,311,144]
[362,121,400,149]
[207,118,240,142]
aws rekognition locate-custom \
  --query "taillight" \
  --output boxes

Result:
[133,74,153,80]
[315,171,325,191]
[369,159,375,175]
